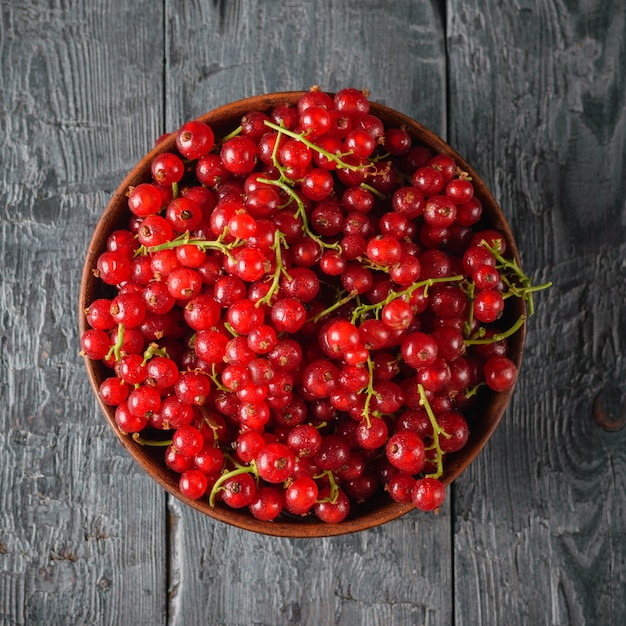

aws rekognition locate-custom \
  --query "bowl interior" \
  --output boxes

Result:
[79,92,525,537]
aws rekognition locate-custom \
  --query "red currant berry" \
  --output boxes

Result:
[249,486,285,521]
[166,197,203,233]
[334,88,370,115]
[99,376,129,406]
[473,289,505,323]
[220,135,258,175]
[285,476,319,515]
[446,177,474,204]
[96,250,131,286]
[387,471,417,503]
[412,477,446,512]
[176,120,215,159]
[80,329,111,360]
[256,443,296,484]
[437,412,470,453]
[412,166,444,196]
[314,486,350,524]
[221,472,257,509]
[151,152,184,186]
[484,356,518,392]
[128,183,163,217]
[179,469,209,500]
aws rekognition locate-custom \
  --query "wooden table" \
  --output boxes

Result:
[1,1,624,624]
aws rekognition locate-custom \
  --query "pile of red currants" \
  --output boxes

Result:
[81,88,548,524]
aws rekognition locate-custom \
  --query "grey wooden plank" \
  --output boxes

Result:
[447,1,626,624]
[164,0,447,134]
[4,1,622,625]
[0,1,168,624]
[168,498,449,626]
[163,1,452,625]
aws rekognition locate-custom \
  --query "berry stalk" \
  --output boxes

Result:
[417,383,450,480]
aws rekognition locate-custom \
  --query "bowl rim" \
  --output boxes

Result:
[79,91,526,537]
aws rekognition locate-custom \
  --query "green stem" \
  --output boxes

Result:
[350,275,464,324]
[464,383,485,399]
[222,125,242,142]
[255,229,291,308]
[223,322,240,338]
[208,461,258,507]
[417,383,450,480]
[106,323,125,362]
[257,176,341,253]
[267,124,301,184]
[479,241,552,317]
[197,406,225,444]
[359,182,386,200]
[314,470,339,504]
[263,119,369,172]
[464,314,526,345]
[208,363,230,392]
[359,355,379,428]
[137,231,239,260]
[358,256,394,274]
[132,433,173,446]
[501,279,553,315]
[311,290,358,324]
[141,342,169,366]
[463,280,476,338]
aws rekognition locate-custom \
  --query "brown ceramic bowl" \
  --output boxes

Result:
[79,92,525,537]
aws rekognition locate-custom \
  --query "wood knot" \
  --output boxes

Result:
[593,385,626,432]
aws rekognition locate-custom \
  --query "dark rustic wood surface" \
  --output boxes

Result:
[1,1,624,625]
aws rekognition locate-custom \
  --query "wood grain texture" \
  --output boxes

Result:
[164,0,447,137]
[168,499,451,626]
[447,1,626,624]
[2,0,625,624]
[163,2,452,625]
[0,1,167,624]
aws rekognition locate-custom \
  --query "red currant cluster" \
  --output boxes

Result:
[81,88,548,524]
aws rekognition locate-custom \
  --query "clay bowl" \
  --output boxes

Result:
[79,92,525,537]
